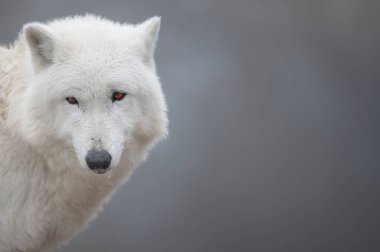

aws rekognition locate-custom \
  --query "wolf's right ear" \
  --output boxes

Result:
[135,16,161,70]
[23,23,58,71]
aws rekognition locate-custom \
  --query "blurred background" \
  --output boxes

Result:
[1,0,380,251]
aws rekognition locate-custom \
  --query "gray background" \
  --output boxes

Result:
[1,0,380,251]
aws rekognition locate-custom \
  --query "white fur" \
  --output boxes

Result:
[0,14,167,252]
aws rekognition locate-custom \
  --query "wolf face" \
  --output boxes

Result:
[20,16,168,174]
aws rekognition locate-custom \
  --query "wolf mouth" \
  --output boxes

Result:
[90,168,111,175]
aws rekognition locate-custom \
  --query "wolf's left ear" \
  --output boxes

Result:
[23,23,58,72]
[136,16,161,68]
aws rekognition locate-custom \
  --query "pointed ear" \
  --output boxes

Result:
[23,23,58,71]
[136,16,161,65]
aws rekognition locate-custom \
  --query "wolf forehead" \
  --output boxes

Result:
[22,15,161,94]
[23,14,160,70]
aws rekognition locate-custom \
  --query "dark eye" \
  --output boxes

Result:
[112,91,127,102]
[66,97,78,105]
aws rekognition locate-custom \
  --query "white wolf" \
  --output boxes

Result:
[0,15,167,252]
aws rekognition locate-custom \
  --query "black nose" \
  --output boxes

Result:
[85,149,112,172]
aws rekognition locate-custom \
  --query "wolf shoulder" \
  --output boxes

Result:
[0,128,35,173]
[0,45,12,73]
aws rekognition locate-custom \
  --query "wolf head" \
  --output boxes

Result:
[19,15,168,174]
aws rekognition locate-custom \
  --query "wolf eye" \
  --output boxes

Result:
[66,97,78,105]
[112,92,127,102]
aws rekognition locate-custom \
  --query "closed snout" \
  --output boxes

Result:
[72,119,125,174]
[85,149,112,174]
